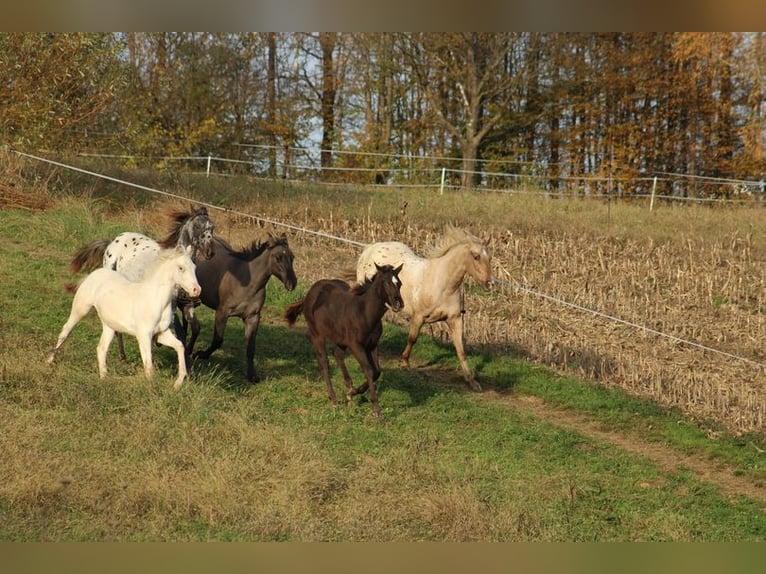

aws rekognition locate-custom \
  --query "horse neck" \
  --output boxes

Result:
[246,247,273,287]
[143,257,184,302]
[430,244,472,291]
[360,280,392,323]
[177,221,196,253]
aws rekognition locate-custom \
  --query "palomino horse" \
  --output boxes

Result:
[48,245,201,389]
[180,233,297,383]
[69,204,215,359]
[355,226,492,391]
[285,264,404,417]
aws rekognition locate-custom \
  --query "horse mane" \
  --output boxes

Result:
[229,234,289,261]
[428,225,483,258]
[350,275,374,295]
[351,264,396,295]
[157,207,198,249]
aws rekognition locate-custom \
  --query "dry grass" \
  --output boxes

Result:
[3,161,766,540]
[214,190,766,435]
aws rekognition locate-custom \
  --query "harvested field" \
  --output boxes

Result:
[216,198,766,435]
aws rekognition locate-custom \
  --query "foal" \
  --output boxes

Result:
[48,245,201,389]
[284,264,403,417]
[180,234,297,383]
[70,204,215,360]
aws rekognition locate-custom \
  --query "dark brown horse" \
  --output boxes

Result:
[284,264,403,417]
[181,233,297,383]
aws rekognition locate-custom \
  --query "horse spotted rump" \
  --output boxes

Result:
[355,225,492,391]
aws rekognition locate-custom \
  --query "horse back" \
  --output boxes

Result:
[357,242,422,282]
[194,242,270,312]
[356,241,427,316]
[103,232,161,281]
[302,279,353,335]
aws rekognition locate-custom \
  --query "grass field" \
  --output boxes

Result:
[1,156,765,541]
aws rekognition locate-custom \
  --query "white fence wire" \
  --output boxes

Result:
[76,146,766,207]
[11,148,766,373]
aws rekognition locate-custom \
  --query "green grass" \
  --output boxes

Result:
[1,196,766,541]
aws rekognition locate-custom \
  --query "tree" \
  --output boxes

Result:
[0,33,124,151]
[399,33,523,188]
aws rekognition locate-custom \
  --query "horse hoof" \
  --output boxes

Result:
[467,379,482,392]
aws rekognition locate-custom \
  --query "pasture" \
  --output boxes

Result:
[1,157,766,541]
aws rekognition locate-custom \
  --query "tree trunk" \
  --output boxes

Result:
[319,32,337,171]
[267,33,277,177]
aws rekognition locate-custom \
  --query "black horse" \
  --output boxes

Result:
[180,233,297,382]
[284,263,403,417]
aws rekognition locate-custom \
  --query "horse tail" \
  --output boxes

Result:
[283,298,305,327]
[70,239,110,274]
[63,281,79,294]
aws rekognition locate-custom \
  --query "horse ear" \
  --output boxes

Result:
[374,262,382,272]
[394,263,403,274]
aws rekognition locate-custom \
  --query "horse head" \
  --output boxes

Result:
[181,205,216,261]
[171,245,201,298]
[374,262,404,312]
[468,239,494,288]
[267,233,297,291]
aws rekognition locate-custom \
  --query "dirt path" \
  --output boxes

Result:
[479,390,766,506]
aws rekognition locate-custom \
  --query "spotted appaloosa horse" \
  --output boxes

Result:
[69,204,215,359]
[355,225,493,391]
[48,245,201,389]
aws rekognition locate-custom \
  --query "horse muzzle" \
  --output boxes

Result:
[187,284,202,298]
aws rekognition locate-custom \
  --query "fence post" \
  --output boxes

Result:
[440,167,446,195]
[650,176,657,211]
[206,155,212,178]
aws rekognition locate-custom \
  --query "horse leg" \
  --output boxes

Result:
[332,345,355,393]
[186,307,201,357]
[136,331,156,381]
[156,329,188,389]
[243,312,261,383]
[311,338,337,405]
[446,314,481,391]
[171,308,186,343]
[47,296,92,364]
[371,346,381,374]
[401,316,425,368]
[96,325,116,379]
[116,332,128,362]
[194,309,229,360]
[348,344,381,417]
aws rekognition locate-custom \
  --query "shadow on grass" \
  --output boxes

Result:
[376,324,528,398]
[178,316,532,409]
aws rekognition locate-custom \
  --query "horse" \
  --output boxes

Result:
[180,233,297,383]
[47,245,201,390]
[354,225,492,391]
[69,204,215,360]
[284,264,404,417]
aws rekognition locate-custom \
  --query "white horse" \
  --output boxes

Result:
[69,205,215,359]
[356,226,493,391]
[48,245,202,389]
